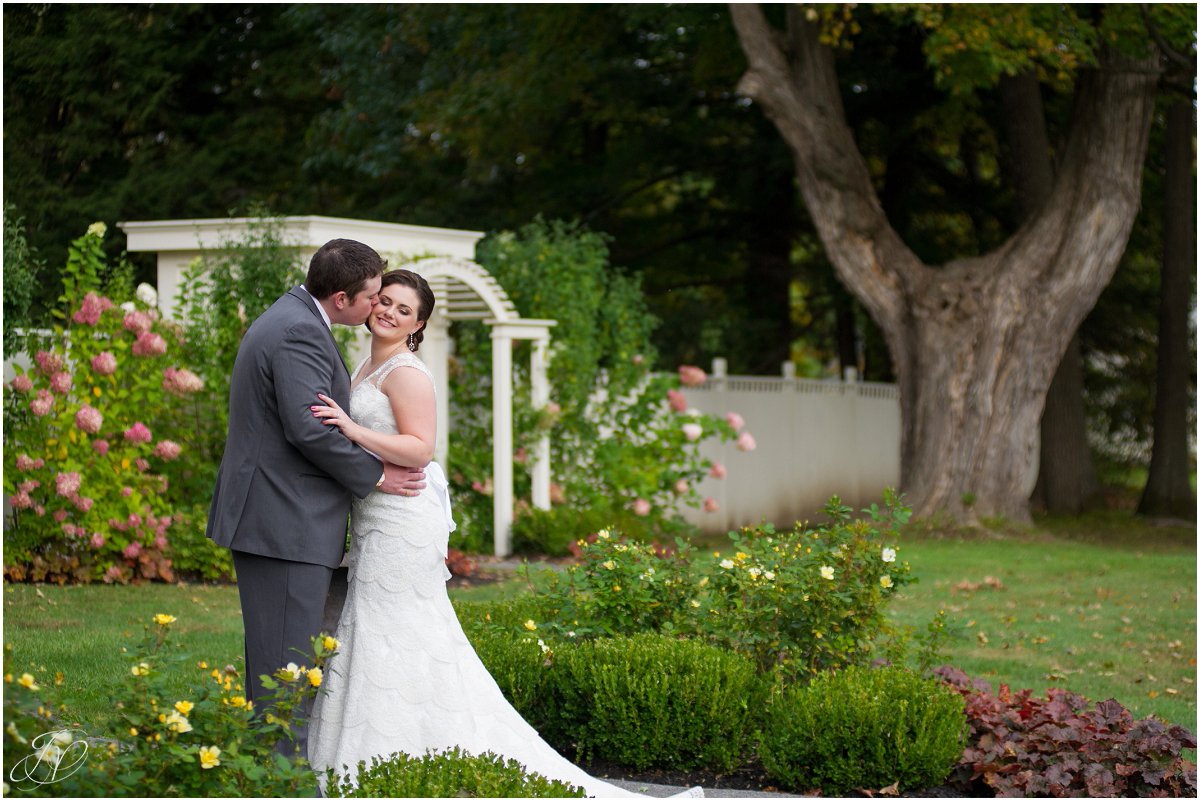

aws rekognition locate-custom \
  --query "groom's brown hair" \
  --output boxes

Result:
[306,239,387,300]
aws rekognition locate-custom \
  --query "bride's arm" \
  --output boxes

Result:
[313,367,435,467]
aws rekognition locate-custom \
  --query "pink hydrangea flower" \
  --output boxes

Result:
[736,432,757,452]
[72,292,113,325]
[544,401,561,417]
[33,505,45,517]
[30,390,54,416]
[709,462,727,480]
[632,498,651,516]
[35,351,64,375]
[128,513,143,527]
[725,412,745,432]
[666,389,688,413]
[549,483,566,504]
[678,365,707,387]
[49,371,72,394]
[123,542,142,560]
[62,523,78,537]
[153,440,182,461]
[91,532,106,549]
[154,535,169,550]
[132,331,167,357]
[73,496,94,513]
[93,439,110,456]
[75,405,103,434]
[703,497,720,513]
[632,354,645,365]
[682,423,702,442]
[123,310,154,334]
[15,454,36,471]
[8,493,32,510]
[18,480,39,493]
[135,458,150,472]
[121,486,133,497]
[513,447,528,464]
[673,479,690,495]
[53,509,68,523]
[10,374,33,392]
[104,566,122,582]
[162,367,204,395]
[124,422,153,444]
[55,472,82,497]
[91,351,118,376]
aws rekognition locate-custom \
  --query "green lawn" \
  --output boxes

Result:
[4,512,1195,734]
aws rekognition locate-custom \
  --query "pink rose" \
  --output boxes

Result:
[673,479,689,495]
[153,440,181,461]
[75,405,103,434]
[703,497,720,513]
[725,412,745,432]
[73,496,94,513]
[513,447,528,464]
[632,498,651,517]
[30,390,54,416]
[544,401,561,417]
[162,367,204,396]
[736,432,757,452]
[471,479,494,496]
[682,423,702,442]
[678,365,707,387]
[93,439,110,456]
[123,542,142,560]
[10,374,33,392]
[666,389,688,413]
[123,310,154,334]
[90,532,106,549]
[549,483,565,504]
[709,462,727,480]
[35,351,64,375]
[91,351,118,376]
[55,472,82,497]
[124,422,153,444]
[131,331,167,357]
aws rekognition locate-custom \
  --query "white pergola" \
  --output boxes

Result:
[119,215,554,555]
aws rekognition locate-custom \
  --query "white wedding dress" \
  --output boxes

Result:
[308,352,702,798]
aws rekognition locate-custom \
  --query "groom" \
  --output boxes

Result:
[206,238,425,756]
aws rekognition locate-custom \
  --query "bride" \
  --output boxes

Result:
[306,269,702,798]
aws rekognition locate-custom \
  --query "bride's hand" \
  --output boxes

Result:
[312,394,362,440]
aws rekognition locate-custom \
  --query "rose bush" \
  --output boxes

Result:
[2,224,218,583]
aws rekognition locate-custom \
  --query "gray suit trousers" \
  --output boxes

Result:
[233,550,333,760]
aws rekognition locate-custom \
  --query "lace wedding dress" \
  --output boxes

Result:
[307,352,702,798]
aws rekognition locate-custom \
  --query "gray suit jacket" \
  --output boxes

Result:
[206,286,382,568]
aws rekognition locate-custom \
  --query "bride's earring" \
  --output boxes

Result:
[407,332,416,352]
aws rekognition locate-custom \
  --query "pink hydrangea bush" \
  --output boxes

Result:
[2,225,208,584]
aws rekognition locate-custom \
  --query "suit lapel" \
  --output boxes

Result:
[289,286,350,379]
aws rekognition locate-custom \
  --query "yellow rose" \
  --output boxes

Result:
[154,614,177,626]
[198,745,221,770]
[174,701,194,716]
[602,560,616,570]
[322,635,339,652]
[229,696,247,708]
[165,711,192,733]
[523,620,537,631]
[307,667,323,688]
[17,673,39,691]
[879,575,894,589]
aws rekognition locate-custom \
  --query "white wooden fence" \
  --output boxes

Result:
[675,360,901,533]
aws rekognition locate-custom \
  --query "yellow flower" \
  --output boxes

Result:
[879,575,894,589]
[93,386,102,397]
[87,221,107,238]
[735,552,749,562]
[229,695,247,708]
[4,673,12,683]
[764,571,776,581]
[174,701,194,716]
[307,667,323,688]
[690,600,701,608]
[719,559,735,569]
[197,661,208,670]
[278,663,303,682]
[523,620,538,631]
[597,529,610,540]
[165,711,192,733]
[612,585,621,592]
[322,635,339,652]
[198,745,221,770]
[602,560,616,570]
[154,614,177,626]
[129,728,138,737]
[17,673,39,691]
[820,566,835,580]
[132,663,151,677]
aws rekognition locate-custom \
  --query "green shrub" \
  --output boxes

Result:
[466,627,572,748]
[512,504,699,556]
[559,633,763,772]
[325,747,585,797]
[759,665,967,795]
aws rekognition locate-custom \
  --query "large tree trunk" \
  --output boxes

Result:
[729,5,1159,522]
[998,71,1103,514]
[1138,99,1196,519]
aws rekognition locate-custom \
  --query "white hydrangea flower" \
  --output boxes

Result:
[136,283,159,307]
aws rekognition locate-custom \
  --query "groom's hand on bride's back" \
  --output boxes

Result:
[378,462,427,496]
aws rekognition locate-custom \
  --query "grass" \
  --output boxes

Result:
[4,511,1195,734]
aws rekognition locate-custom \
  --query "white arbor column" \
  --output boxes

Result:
[490,328,514,557]
[422,307,452,468]
[530,334,551,510]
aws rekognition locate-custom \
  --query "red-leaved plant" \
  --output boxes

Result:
[934,665,1196,797]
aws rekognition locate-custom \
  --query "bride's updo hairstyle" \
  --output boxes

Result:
[370,269,436,352]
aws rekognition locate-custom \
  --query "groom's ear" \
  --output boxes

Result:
[331,291,348,309]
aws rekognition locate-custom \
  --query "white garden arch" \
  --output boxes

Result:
[119,215,554,556]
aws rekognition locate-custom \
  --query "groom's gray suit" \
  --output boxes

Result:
[207,285,382,754]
